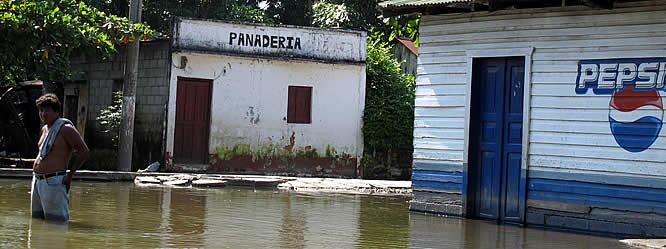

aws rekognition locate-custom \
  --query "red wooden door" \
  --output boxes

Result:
[174,77,212,164]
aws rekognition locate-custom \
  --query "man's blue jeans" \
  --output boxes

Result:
[31,175,69,222]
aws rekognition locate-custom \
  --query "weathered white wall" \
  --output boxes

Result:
[173,18,367,63]
[166,52,366,160]
[416,0,666,185]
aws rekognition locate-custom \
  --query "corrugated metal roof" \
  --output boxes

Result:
[395,37,418,56]
[379,0,471,9]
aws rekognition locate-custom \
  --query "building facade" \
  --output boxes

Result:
[382,0,666,237]
[165,18,367,177]
[69,40,171,170]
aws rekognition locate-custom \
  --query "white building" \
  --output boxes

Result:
[164,18,367,177]
[381,0,666,237]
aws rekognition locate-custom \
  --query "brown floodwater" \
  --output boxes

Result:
[0,178,632,249]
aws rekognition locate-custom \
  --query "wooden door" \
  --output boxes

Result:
[174,77,212,164]
[469,57,525,223]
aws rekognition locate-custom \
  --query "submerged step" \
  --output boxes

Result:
[192,179,227,187]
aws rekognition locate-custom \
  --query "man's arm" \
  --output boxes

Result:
[61,124,89,190]
[33,126,47,167]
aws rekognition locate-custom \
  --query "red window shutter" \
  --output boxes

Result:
[302,87,311,123]
[287,86,312,124]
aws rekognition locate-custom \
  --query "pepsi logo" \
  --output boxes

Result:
[608,85,663,152]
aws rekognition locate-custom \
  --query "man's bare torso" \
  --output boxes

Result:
[33,125,74,174]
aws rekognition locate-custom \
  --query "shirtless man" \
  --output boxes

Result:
[32,94,89,222]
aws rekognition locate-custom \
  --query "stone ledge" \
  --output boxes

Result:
[277,178,411,196]
[0,168,411,195]
[410,201,463,216]
[621,239,666,249]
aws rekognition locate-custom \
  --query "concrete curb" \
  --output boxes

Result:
[621,239,666,249]
[0,168,412,195]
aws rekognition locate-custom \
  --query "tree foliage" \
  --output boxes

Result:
[264,0,314,26]
[381,14,420,46]
[363,35,415,151]
[309,0,419,45]
[84,0,272,34]
[311,0,381,30]
[0,0,152,87]
[311,2,349,28]
[142,0,272,34]
[96,90,122,146]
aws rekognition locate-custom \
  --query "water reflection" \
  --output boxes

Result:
[408,213,632,249]
[0,179,631,249]
[168,188,207,247]
[27,219,67,249]
[358,196,410,248]
[279,194,306,249]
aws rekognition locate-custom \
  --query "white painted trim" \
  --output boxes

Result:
[461,55,475,216]
[462,46,534,167]
[461,47,534,221]
[521,46,535,189]
[462,56,474,167]
[466,47,534,58]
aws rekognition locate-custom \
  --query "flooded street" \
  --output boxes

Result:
[0,178,631,249]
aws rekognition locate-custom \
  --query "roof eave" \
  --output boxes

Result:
[382,5,475,16]
[380,0,617,16]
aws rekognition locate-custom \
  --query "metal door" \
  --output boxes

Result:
[174,77,212,164]
[469,57,524,223]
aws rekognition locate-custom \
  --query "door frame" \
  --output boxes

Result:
[461,47,534,223]
[173,76,213,164]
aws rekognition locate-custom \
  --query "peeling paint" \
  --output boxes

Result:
[207,154,357,177]
[284,132,296,152]
[246,106,260,125]
[206,142,357,177]
[172,17,367,64]
[165,27,366,177]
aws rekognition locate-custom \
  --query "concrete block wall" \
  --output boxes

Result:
[70,40,171,170]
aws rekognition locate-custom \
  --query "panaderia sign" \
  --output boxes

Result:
[172,17,366,63]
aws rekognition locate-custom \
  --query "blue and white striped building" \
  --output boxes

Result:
[381,0,666,237]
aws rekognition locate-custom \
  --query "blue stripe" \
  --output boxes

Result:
[528,191,666,215]
[529,169,666,189]
[528,178,666,214]
[609,116,662,153]
[529,178,666,203]
[413,170,463,193]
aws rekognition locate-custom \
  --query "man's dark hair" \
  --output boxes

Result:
[35,93,61,112]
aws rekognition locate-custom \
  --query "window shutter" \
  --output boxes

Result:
[287,86,312,124]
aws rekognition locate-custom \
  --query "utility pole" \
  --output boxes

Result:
[118,0,142,171]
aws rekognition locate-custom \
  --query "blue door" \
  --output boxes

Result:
[469,57,524,223]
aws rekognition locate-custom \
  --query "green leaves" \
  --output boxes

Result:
[377,14,420,47]
[134,0,273,34]
[0,0,152,86]
[363,37,415,151]
[97,90,123,146]
[312,2,350,28]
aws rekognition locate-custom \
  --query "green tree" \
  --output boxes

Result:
[97,90,122,146]
[382,14,420,46]
[362,35,415,178]
[84,0,128,17]
[264,0,314,26]
[0,0,151,87]
[312,2,350,28]
[142,0,273,34]
[310,0,381,30]
[310,0,419,45]
[85,0,273,34]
